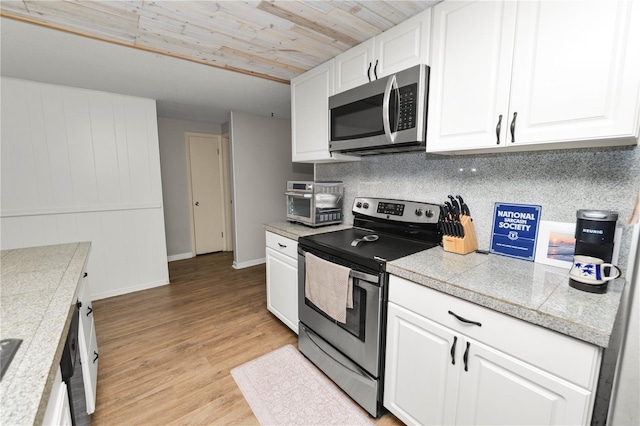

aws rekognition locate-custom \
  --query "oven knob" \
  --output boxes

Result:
[415,208,423,217]
[363,202,369,209]
[426,210,434,218]
[356,202,362,208]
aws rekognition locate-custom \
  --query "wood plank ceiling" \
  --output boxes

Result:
[0,1,439,84]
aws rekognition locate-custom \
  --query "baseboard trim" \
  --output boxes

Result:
[167,252,194,262]
[233,257,266,269]
[92,278,169,301]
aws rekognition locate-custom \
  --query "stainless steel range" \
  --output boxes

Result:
[297,197,442,417]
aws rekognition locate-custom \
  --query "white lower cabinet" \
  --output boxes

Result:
[77,271,99,414]
[384,275,601,426]
[265,231,299,333]
[43,367,72,426]
[456,337,591,425]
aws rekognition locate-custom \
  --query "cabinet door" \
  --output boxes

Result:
[376,10,430,78]
[291,60,334,162]
[77,271,92,354]
[456,338,593,426]
[335,39,375,93]
[79,318,99,414]
[43,367,72,426]
[427,1,517,153]
[507,1,640,148]
[291,61,360,163]
[266,247,298,333]
[384,302,458,425]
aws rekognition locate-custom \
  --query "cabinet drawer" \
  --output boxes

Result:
[389,275,602,390]
[266,231,298,259]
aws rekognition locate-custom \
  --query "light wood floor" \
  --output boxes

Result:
[92,251,403,425]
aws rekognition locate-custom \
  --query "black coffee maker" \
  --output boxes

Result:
[569,209,618,293]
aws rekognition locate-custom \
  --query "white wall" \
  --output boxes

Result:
[157,117,221,260]
[0,78,169,300]
[229,111,313,268]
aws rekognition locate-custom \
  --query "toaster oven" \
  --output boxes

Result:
[285,181,344,227]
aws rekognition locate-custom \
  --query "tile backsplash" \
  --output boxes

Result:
[316,145,640,274]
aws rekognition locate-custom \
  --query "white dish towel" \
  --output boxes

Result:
[305,253,353,323]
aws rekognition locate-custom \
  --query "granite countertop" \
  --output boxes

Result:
[264,221,352,240]
[266,221,624,348]
[388,248,624,348]
[1,242,91,426]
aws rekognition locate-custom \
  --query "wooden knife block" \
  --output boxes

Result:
[443,215,478,255]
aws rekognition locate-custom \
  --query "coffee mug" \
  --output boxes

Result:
[570,255,621,285]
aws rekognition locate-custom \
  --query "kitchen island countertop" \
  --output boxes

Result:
[266,221,624,348]
[1,242,91,426]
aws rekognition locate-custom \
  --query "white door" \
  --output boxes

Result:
[427,0,517,152]
[456,338,593,426]
[507,1,640,147]
[384,302,459,425]
[188,134,225,254]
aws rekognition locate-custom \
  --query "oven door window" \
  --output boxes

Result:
[288,196,312,219]
[305,280,366,341]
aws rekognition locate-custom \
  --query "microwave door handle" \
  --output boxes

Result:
[382,74,398,143]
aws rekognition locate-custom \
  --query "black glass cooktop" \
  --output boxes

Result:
[299,227,438,271]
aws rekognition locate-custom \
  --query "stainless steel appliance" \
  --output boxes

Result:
[286,181,344,227]
[297,197,441,417]
[329,64,429,155]
[570,209,619,293]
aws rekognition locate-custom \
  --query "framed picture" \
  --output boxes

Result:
[534,221,576,269]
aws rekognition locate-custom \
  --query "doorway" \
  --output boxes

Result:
[186,132,230,255]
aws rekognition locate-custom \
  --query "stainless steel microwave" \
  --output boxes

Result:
[285,181,344,227]
[329,64,429,155]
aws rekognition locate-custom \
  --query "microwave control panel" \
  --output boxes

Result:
[396,83,417,131]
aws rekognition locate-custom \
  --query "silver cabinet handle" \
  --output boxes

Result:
[496,114,502,144]
[278,243,287,248]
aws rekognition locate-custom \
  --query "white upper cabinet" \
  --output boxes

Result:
[427,1,516,152]
[427,0,640,154]
[334,10,431,94]
[291,60,360,163]
[334,39,375,94]
[375,9,431,80]
[291,60,335,163]
[292,10,431,162]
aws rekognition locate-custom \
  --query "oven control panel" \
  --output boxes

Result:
[352,197,440,224]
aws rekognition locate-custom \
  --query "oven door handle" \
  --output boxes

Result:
[299,249,379,284]
[349,270,379,283]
